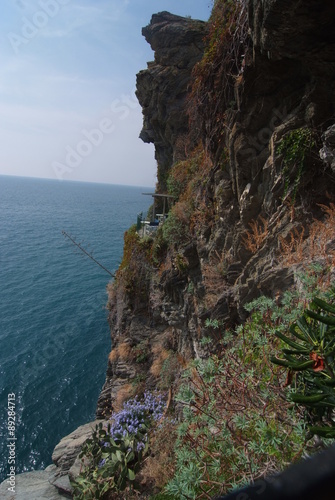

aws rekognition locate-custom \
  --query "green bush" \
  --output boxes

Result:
[72,393,166,499]
[161,202,192,248]
[116,225,153,306]
[277,127,315,200]
[71,423,146,499]
[271,296,335,438]
[164,272,335,498]
[165,296,308,498]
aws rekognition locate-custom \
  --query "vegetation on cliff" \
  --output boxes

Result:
[87,0,335,497]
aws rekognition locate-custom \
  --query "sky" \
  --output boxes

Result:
[0,0,211,187]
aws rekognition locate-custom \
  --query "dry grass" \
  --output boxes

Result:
[113,384,134,412]
[241,216,269,253]
[190,198,215,237]
[118,342,132,361]
[108,342,133,364]
[279,227,305,266]
[279,202,335,270]
[108,348,119,363]
[150,346,171,378]
[202,250,229,307]
[140,420,177,489]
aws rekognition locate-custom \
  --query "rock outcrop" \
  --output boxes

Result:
[49,420,104,496]
[136,11,208,190]
[0,420,105,499]
[97,0,335,421]
[7,2,335,498]
[0,466,66,500]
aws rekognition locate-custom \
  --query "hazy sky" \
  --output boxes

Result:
[0,0,211,187]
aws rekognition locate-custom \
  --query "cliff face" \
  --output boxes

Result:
[97,0,335,419]
[136,12,208,190]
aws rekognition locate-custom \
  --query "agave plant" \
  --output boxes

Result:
[271,296,335,438]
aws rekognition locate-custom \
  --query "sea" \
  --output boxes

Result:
[0,175,152,482]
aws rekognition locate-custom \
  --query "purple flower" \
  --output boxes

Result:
[108,391,166,444]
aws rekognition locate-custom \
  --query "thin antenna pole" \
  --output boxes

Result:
[62,230,115,278]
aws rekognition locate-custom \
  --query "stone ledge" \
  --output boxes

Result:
[0,420,107,499]
[0,465,68,500]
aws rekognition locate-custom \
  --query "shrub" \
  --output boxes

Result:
[72,392,166,499]
[277,127,316,201]
[166,149,205,201]
[164,276,335,498]
[165,301,308,498]
[116,225,153,307]
[271,295,335,438]
[161,202,192,248]
[163,147,214,249]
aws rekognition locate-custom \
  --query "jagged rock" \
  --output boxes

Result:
[320,124,335,173]
[50,420,104,495]
[136,11,208,189]
[98,0,335,442]
[0,465,67,500]
[249,0,335,64]
[0,422,106,499]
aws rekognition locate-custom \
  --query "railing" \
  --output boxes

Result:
[136,213,167,237]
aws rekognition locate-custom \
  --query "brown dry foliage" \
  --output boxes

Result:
[113,384,134,413]
[108,342,134,364]
[150,346,171,378]
[279,227,305,266]
[190,197,215,237]
[202,250,229,307]
[108,348,119,363]
[279,203,335,268]
[241,216,269,253]
[140,420,177,489]
[118,342,132,361]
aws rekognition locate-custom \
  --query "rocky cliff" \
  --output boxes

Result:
[96,0,335,421]
[136,11,208,191]
[8,1,335,498]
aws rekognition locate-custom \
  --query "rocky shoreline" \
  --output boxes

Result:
[0,420,103,499]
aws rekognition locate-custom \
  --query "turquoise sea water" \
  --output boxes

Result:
[0,175,152,482]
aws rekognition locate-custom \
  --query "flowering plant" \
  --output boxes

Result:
[71,391,166,499]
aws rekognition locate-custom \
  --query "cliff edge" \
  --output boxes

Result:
[8,1,335,498]
[97,0,335,419]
